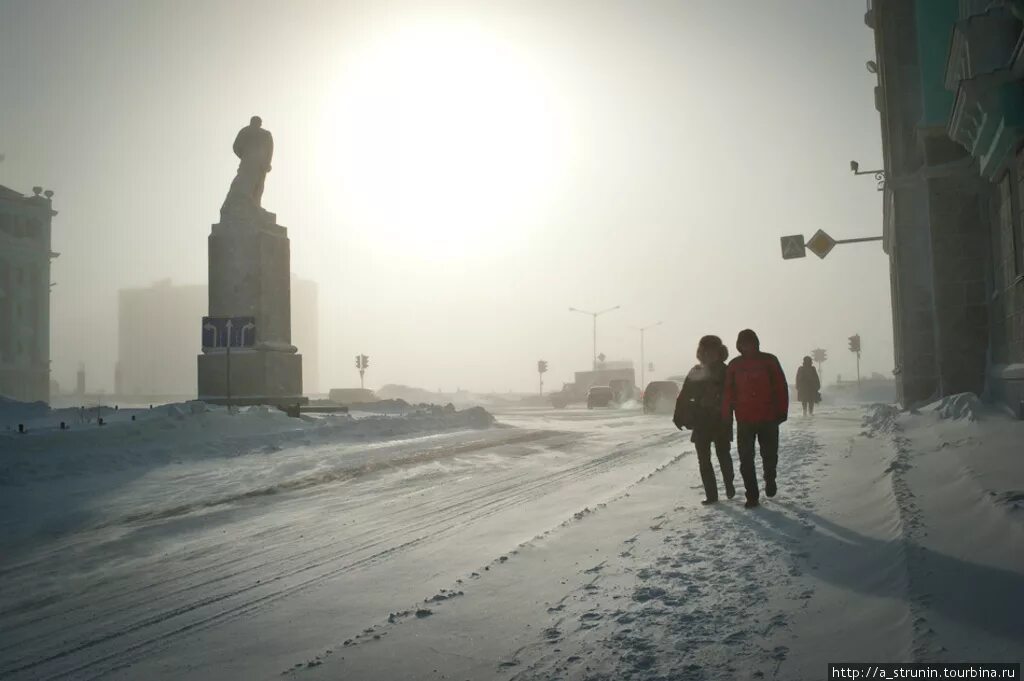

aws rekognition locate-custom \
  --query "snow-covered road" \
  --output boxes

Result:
[0,406,685,680]
[2,402,1021,680]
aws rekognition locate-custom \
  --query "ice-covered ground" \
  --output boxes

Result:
[1,398,1021,679]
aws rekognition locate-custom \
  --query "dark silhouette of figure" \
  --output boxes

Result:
[722,329,788,508]
[221,116,274,220]
[796,356,821,416]
[674,335,735,504]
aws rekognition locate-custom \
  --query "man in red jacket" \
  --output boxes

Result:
[722,329,789,508]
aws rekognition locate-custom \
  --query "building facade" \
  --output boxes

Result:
[0,184,57,402]
[867,0,1024,412]
[117,280,206,398]
[117,276,319,400]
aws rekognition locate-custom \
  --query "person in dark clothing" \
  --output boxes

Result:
[722,329,788,508]
[674,335,735,504]
[795,356,821,416]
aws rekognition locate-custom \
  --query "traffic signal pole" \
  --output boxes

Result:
[847,334,862,392]
[355,354,370,390]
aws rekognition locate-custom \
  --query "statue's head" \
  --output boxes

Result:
[250,115,263,127]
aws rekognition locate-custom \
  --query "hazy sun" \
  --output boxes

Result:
[321,20,567,260]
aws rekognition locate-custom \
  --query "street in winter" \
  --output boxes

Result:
[2,1,1023,680]
[1,399,1021,680]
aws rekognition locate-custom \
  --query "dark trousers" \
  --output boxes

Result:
[695,435,734,501]
[736,422,779,501]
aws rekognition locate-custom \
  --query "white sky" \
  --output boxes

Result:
[0,0,892,394]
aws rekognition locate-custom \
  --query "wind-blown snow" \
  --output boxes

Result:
[1,401,1021,680]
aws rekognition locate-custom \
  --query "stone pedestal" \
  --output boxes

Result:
[197,215,305,405]
[198,350,303,405]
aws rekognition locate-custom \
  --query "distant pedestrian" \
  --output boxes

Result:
[674,335,735,504]
[722,329,789,508]
[796,356,821,416]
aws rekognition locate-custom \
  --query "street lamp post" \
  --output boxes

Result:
[569,305,620,369]
[633,322,663,389]
[850,160,886,191]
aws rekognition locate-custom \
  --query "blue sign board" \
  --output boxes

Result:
[202,316,256,349]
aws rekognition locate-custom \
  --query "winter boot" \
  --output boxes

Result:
[725,480,736,500]
[765,480,777,498]
[701,497,718,505]
[744,496,759,509]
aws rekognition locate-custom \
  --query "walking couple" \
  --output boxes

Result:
[672,330,789,508]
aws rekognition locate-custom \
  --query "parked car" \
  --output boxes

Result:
[642,380,680,414]
[587,386,614,409]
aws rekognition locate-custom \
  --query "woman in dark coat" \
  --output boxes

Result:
[673,335,735,504]
[796,356,821,416]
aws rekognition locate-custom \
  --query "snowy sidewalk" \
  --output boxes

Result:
[295,403,1023,680]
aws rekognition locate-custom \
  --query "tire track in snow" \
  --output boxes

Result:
[1,427,683,680]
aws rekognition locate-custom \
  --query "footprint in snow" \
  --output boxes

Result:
[632,586,667,603]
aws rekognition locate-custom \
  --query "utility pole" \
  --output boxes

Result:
[569,305,620,369]
[537,360,548,396]
[633,321,663,388]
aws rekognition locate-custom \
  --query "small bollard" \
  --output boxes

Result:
[115,405,119,411]
[18,423,25,434]
[98,417,105,426]
[60,421,66,430]
[131,415,136,421]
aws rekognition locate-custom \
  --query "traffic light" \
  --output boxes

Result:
[848,334,861,354]
[812,348,827,364]
[538,360,548,374]
[354,354,360,369]
[361,354,370,369]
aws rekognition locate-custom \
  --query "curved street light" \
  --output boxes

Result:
[569,305,620,369]
[850,159,885,191]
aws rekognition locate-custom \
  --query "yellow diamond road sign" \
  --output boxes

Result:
[806,229,837,259]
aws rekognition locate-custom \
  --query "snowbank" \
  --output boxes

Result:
[0,396,49,425]
[0,400,495,486]
[861,393,1024,661]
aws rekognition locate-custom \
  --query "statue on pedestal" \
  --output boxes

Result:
[221,116,274,223]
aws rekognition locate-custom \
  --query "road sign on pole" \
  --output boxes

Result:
[806,230,837,259]
[780,234,806,260]
[202,316,255,412]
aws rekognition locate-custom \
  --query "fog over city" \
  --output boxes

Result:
[1,0,891,395]
[5,2,1024,680]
